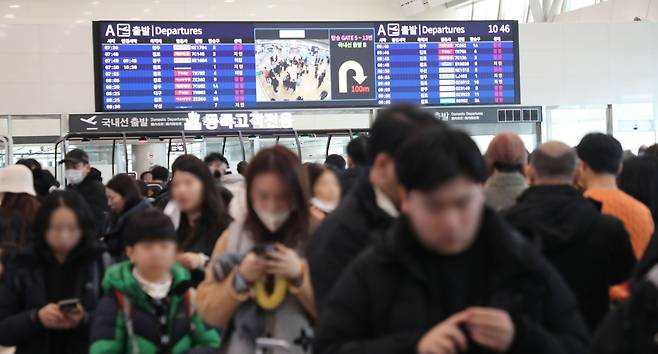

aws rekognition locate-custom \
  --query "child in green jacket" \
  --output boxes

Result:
[90,209,220,354]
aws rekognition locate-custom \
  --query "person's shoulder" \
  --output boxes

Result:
[340,244,393,278]
[315,196,364,234]
[619,191,652,215]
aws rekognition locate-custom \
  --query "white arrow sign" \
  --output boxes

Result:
[338,60,368,93]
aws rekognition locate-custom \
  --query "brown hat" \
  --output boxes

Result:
[485,133,528,171]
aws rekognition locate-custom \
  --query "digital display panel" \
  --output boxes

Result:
[94,20,520,112]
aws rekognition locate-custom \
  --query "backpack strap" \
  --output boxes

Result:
[115,290,140,354]
[184,288,197,332]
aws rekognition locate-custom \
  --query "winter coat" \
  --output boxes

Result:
[483,171,528,211]
[68,172,109,236]
[591,264,658,354]
[504,185,636,330]
[339,166,368,198]
[307,177,395,308]
[314,208,591,354]
[33,169,59,199]
[0,212,26,245]
[0,233,109,354]
[161,199,230,287]
[89,261,220,354]
[196,220,316,354]
[102,199,151,259]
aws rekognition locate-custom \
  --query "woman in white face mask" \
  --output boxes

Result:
[197,146,316,354]
[305,163,342,225]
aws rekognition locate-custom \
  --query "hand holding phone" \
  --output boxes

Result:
[58,298,82,315]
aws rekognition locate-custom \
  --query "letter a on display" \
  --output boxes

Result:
[377,25,386,36]
[105,25,115,37]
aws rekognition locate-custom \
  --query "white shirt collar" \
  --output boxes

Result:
[133,268,173,300]
[374,186,400,218]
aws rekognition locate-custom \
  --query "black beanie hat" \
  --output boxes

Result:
[124,209,177,246]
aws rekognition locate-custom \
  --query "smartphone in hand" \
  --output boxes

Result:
[57,298,81,315]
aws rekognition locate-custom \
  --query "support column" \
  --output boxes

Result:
[132,143,167,174]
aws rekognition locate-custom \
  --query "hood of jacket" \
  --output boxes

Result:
[505,185,602,252]
[88,167,103,182]
[102,261,191,309]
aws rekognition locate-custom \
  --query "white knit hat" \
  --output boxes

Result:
[0,164,37,196]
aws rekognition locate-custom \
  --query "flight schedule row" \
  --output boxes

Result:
[99,39,517,110]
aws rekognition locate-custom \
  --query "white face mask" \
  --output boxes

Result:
[255,208,290,233]
[311,197,338,213]
[65,169,84,185]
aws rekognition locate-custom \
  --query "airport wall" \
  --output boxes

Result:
[554,0,658,22]
[0,21,657,120]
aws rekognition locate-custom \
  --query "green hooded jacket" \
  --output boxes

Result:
[89,261,220,354]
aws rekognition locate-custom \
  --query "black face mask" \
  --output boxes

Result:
[213,170,222,179]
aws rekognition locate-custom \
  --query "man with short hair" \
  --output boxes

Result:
[236,161,249,177]
[150,165,169,187]
[325,154,346,171]
[308,104,445,309]
[60,148,108,234]
[204,152,230,179]
[576,133,655,301]
[505,141,635,330]
[147,165,170,203]
[314,128,590,354]
[140,171,153,183]
[341,136,369,196]
[207,151,244,201]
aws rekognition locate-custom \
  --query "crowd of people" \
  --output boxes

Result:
[259,46,330,101]
[0,103,657,354]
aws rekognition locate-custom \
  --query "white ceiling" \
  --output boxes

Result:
[0,0,404,24]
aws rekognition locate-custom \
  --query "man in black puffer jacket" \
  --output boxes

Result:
[308,104,445,310]
[315,128,590,354]
[505,141,636,331]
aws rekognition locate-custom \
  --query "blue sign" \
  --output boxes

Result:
[94,20,520,112]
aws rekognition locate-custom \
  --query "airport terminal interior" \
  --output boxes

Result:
[1,0,658,354]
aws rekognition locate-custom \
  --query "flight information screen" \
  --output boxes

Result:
[94,20,519,112]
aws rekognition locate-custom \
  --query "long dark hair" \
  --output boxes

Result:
[244,146,310,247]
[171,155,231,249]
[1,192,40,245]
[106,173,143,215]
[33,191,97,250]
[619,156,658,223]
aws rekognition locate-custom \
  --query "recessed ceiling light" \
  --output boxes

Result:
[143,8,151,13]
[3,14,15,19]
[91,0,101,4]
[266,4,276,8]
[75,19,85,24]
[8,4,20,9]
[224,0,235,3]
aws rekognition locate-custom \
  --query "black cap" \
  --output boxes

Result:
[59,149,90,165]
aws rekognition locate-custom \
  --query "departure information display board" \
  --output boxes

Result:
[94,20,520,112]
